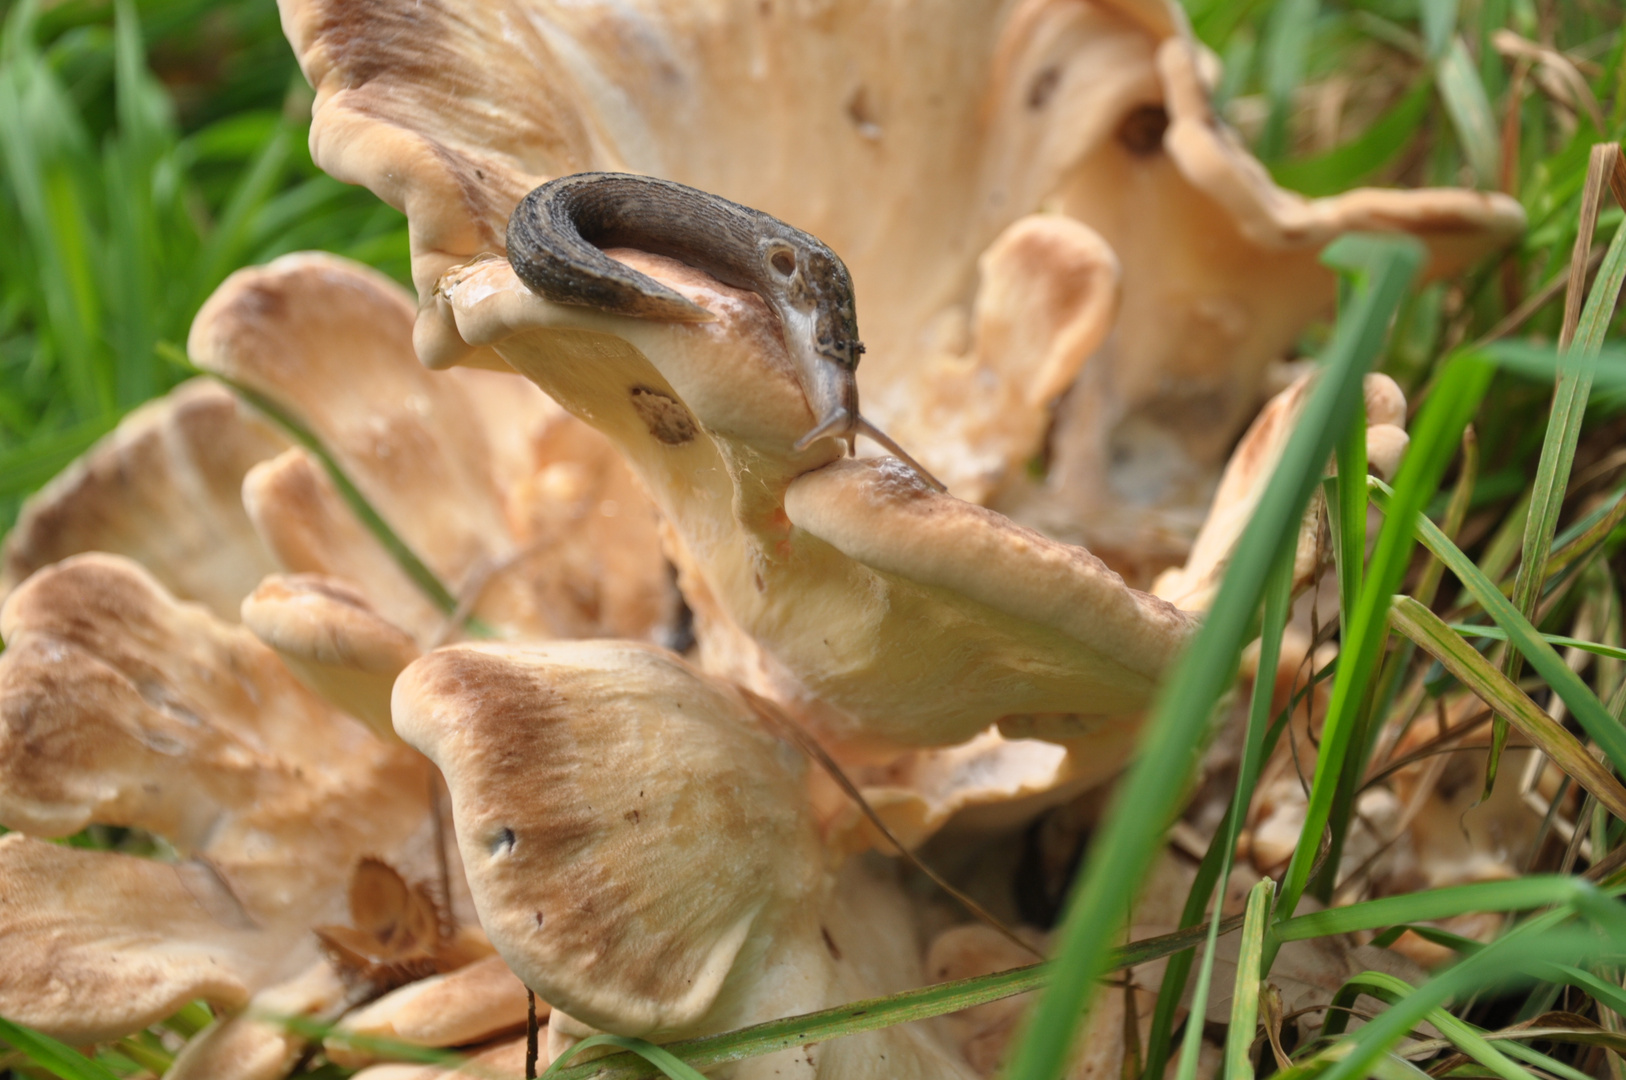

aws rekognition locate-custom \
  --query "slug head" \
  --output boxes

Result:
[758,233,863,450]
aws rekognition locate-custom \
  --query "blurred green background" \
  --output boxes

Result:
[0,0,409,529]
[0,0,1620,530]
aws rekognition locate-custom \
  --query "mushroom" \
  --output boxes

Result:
[1152,368,1410,611]
[435,248,1196,755]
[0,834,289,1043]
[190,252,678,647]
[391,638,981,1076]
[325,954,535,1068]
[0,0,1529,1066]
[0,553,442,1040]
[164,963,349,1080]
[989,30,1517,576]
[242,573,422,738]
[278,0,1519,586]
[1,378,287,619]
[243,447,450,644]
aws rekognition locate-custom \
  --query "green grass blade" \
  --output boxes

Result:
[1320,379,1375,898]
[1332,395,1367,643]
[1542,490,1626,583]
[1278,877,1615,942]
[1257,0,1317,160]
[543,1035,708,1080]
[1225,879,1276,1080]
[0,1016,122,1080]
[1154,548,1296,1080]
[1536,963,1626,1019]
[1419,0,1459,59]
[1002,233,1423,1080]
[1414,427,1478,608]
[102,0,179,411]
[1281,349,1489,913]
[191,119,291,301]
[1437,36,1500,186]
[0,416,117,499]
[1494,1032,1609,1080]
[1319,923,1619,1080]
[546,921,1238,1080]
[1329,973,1535,1080]
[1451,624,1626,664]
[1494,163,1626,789]
[1370,477,1626,778]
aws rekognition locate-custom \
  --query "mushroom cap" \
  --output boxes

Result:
[439,248,1196,752]
[0,553,432,925]
[279,0,1520,576]
[0,834,288,1043]
[1152,370,1409,611]
[392,639,994,1076]
[327,953,534,1067]
[391,639,823,1036]
[187,253,515,587]
[242,573,422,737]
[164,962,348,1080]
[193,252,677,646]
[243,447,448,643]
[1,379,285,619]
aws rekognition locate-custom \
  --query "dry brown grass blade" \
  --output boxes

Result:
[1561,144,1626,350]
[1491,31,1606,135]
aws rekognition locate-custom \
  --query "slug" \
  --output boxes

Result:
[505,172,943,489]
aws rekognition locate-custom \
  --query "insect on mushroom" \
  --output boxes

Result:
[505,172,944,489]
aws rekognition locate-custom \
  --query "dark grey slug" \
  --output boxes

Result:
[505,172,942,489]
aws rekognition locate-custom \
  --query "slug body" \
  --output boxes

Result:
[506,172,863,451]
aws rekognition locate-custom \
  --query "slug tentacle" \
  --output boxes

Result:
[505,171,944,492]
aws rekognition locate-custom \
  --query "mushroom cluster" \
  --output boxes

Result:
[0,0,1524,1076]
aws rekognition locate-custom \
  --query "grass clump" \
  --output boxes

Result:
[0,0,408,529]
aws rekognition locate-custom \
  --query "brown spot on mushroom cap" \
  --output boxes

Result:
[1,379,286,620]
[629,386,699,445]
[391,640,822,1036]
